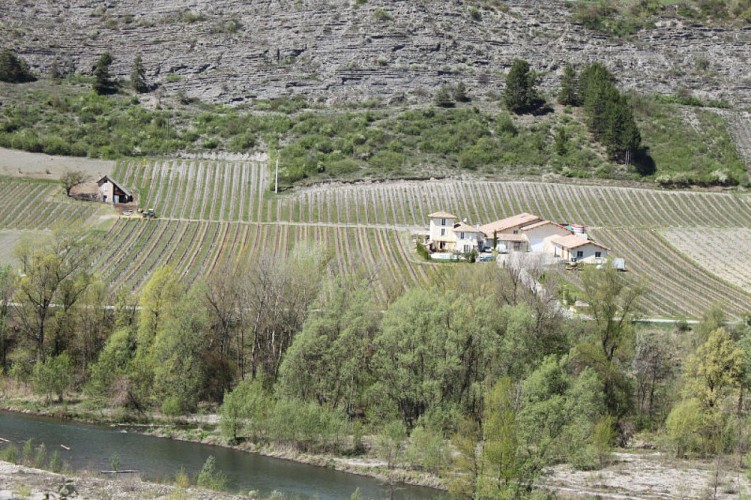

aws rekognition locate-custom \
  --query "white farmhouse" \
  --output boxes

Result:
[452,222,484,253]
[520,220,573,253]
[551,234,609,263]
[428,211,458,252]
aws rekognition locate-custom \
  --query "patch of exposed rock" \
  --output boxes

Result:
[2,0,750,107]
[0,461,244,499]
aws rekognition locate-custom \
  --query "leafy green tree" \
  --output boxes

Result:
[32,352,73,402]
[375,420,407,469]
[665,398,704,457]
[0,49,35,83]
[130,54,148,93]
[558,63,580,106]
[93,52,117,95]
[220,378,271,442]
[0,265,15,374]
[86,327,136,402]
[278,277,377,415]
[576,266,642,419]
[152,291,208,414]
[13,230,94,361]
[371,288,501,427]
[481,377,521,498]
[503,59,541,114]
[60,169,87,197]
[684,328,745,411]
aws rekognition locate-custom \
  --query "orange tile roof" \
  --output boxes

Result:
[479,213,541,237]
[428,211,458,219]
[551,234,609,250]
[452,223,482,234]
[521,220,570,232]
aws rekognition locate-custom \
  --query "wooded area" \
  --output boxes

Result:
[1,229,750,497]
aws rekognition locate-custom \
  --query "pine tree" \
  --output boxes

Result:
[503,59,540,114]
[0,49,35,83]
[558,64,580,106]
[92,52,116,95]
[130,54,148,93]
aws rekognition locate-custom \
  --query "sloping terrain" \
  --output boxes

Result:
[2,0,750,106]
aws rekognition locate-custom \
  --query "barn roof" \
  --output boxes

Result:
[97,176,133,197]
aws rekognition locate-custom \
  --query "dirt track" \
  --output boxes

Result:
[0,148,114,181]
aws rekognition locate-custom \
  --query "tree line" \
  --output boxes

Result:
[503,58,647,171]
[2,232,751,496]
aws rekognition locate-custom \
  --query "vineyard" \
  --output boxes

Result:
[662,228,751,292]
[3,158,751,318]
[0,178,103,230]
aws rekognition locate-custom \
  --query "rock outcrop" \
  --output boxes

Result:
[2,0,750,107]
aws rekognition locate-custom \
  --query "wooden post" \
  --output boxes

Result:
[274,157,279,194]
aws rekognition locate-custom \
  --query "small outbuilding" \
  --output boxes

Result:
[551,234,609,263]
[97,176,133,204]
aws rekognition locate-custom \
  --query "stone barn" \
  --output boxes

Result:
[97,176,133,204]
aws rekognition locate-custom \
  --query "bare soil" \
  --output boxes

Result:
[0,148,114,181]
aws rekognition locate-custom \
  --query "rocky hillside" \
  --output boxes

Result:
[2,0,750,107]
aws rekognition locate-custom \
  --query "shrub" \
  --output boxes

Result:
[32,353,73,403]
[196,455,228,491]
[665,398,703,457]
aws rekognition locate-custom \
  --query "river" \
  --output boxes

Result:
[0,411,444,499]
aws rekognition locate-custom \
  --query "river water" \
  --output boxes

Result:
[0,411,444,499]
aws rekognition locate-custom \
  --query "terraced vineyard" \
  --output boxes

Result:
[662,228,751,292]
[89,219,440,296]
[112,159,268,222]
[4,158,751,317]
[287,180,751,229]
[0,178,102,230]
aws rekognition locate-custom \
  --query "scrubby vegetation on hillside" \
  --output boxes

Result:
[570,0,751,37]
[1,70,745,188]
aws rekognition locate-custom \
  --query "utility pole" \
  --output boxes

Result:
[274,157,279,194]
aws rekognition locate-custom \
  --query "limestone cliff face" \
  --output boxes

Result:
[3,0,750,106]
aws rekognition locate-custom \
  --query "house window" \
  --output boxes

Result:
[595,251,602,258]
[460,232,465,239]
[441,218,446,226]
[513,242,521,251]
[576,250,584,258]
[440,228,446,236]
[513,229,519,234]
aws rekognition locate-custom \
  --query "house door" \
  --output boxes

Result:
[114,195,120,203]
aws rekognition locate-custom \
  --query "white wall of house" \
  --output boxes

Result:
[429,216,456,242]
[524,224,572,253]
[454,230,482,253]
[98,180,114,204]
[556,243,608,263]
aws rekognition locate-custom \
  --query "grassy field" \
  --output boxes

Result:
[4,157,751,318]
